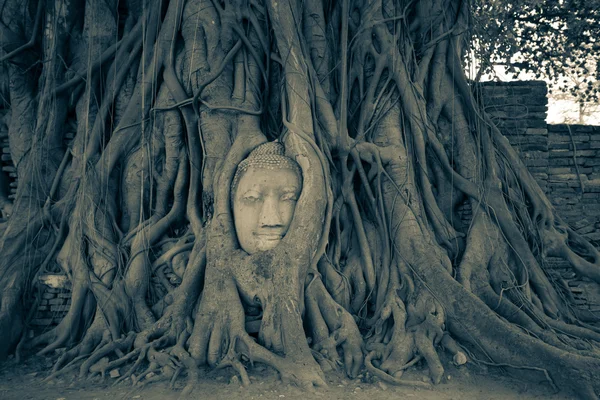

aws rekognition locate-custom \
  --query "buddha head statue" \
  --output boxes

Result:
[231,142,302,254]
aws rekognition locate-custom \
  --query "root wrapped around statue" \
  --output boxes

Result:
[1,0,600,398]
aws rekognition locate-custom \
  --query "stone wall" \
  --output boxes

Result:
[32,287,72,327]
[31,274,71,327]
[476,81,600,315]
[476,80,550,192]
[476,81,600,244]
[547,124,600,243]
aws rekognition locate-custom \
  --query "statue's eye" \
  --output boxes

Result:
[281,193,298,202]
[243,193,261,202]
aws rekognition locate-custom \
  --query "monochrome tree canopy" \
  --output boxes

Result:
[1,0,600,398]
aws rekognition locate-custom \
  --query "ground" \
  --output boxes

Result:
[0,353,572,400]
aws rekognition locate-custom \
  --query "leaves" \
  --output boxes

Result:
[472,0,600,104]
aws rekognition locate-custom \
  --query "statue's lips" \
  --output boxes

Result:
[254,233,284,240]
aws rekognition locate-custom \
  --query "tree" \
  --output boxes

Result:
[472,0,600,102]
[1,0,600,398]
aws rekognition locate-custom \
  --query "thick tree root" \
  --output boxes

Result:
[364,351,432,389]
[306,274,363,378]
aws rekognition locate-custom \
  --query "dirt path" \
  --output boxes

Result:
[0,354,571,400]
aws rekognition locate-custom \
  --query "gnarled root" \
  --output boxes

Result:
[541,221,600,285]
[305,273,363,378]
[44,313,111,381]
[190,271,327,391]
[366,262,445,387]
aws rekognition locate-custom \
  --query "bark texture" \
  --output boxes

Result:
[0,0,599,398]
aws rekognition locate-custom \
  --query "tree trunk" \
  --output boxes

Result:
[0,0,599,398]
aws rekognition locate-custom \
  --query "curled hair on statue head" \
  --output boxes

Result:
[230,142,302,203]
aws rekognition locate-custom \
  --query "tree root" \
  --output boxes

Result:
[44,313,111,380]
[365,350,433,389]
[305,273,364,378]
[541,222,600,285]
[189,270,327,389]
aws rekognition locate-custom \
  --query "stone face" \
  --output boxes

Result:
[231,142,305,254]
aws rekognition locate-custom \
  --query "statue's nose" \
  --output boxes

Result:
[259,196,283,227]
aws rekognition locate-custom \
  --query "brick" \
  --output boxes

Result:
[502,128,528,136]
[581,197,600,204]
[549,182,569,188]
[573,142,591,150]
[552,198,572,206]
[508,135,547,145]
[48,298,65,305]
[50,305,70,312]
[549,173,578,181]
[548,158,572,166]
[572,135,591,142]
[526,119,548,128]
[549,150,574,158]
[520,144,547,151]
[527,167,548,174]
[58,292,72,298]
[572,218,592,229]
[548,167,573,174]
[585,182,600,192]
[584,232,600,241]
[522,150,547,159]
[525,159,549,167]
[550,186,577,193]
[584,209,600,217]
[525,112,548,120]
[574,150,597,157]
[568,180,587,188]
[549,143,570,150]
[42,293,55,300]
[548,134,571,143]
[509,86,547,95]
[549,124,592,132]
[525,128,548,135]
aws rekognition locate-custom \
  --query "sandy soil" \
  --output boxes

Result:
[0,353,573,400]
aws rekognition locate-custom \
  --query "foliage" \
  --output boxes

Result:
[472,0,600,103]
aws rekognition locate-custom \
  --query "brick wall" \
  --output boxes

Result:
[30,274,71,327]
[477,81,600,315]
[547,124,600,243]
[32,286,72,327]
[476,80,549,192]
[476,81,600,243]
